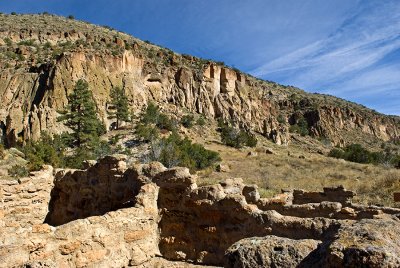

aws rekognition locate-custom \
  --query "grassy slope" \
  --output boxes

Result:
[185,123,400,207]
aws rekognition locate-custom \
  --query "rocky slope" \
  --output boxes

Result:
[1,155,400,267]
[0,13,399,148]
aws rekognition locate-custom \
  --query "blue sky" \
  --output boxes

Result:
[1,0,399,115]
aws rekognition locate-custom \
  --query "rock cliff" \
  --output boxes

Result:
[0,14,399,148]
[1,155,400,267]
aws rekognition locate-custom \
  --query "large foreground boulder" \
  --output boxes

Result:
[224,236,319,268]
[300,217,400,267]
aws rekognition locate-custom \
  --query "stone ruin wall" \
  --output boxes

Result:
[1,155,400,267]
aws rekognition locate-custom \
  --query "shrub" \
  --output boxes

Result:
[22,132,65,171]
[140,102,176,131]
[43,41,52,49]
[148,131,220,171]
[3,37,12,46]
[8,165,29,178]
[63,140,111,169]
[196,116,206,126]
[141,102,160,124]
[181,114,195,128]
[328,143,400,167]
[11,12,17,15]
[136,123,159,142]
[157,113,176,131]
[289,117,309,136]
[68,15,75,19]
[277,114,286,124]
[219,122,257,148]
[18,39,35,46]
[109,134,121,145]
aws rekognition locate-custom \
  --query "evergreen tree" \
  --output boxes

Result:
[58,79,105,148]
[109,87,130,129]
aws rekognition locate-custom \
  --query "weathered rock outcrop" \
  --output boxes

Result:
[0,14,399,148]
[300,218,400,267]
[2,155,400,267]
[224,236,319,268]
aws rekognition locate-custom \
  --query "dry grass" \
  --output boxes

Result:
[192,129,400,207]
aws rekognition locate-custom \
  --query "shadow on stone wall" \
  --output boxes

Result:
[45,155,144,226]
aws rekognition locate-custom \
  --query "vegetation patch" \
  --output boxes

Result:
[329,143,400,168]
[218,120,257,148]
[137,103,220,171]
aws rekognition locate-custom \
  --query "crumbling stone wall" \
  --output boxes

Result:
[45,155,144,226]
[1,155,400,267]
[0,156,160,268]
[293,186,355,205]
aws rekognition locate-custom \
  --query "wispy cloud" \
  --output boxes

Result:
[251,1,400,115]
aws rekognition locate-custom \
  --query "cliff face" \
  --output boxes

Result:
[0,14,399,147]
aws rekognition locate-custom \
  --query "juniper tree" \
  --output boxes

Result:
[109,86,130,129]
[58,79,105,148]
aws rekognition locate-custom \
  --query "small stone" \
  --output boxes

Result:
[247,151,258,157]
[216,163,230,172]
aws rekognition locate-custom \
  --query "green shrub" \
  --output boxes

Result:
[157,113,176,131]
[3,38,12,46]
[196,116,206,126]
[8,165,29,178]
[148,131,220,171]
[136,123,159,142]
[68,15,75,20]
[328,143,400,167]
[22,132,66,171]
[181,114,195,128]
[11,12,17,15]
[289,117,309,136]
[277,114,286,124]
[219,122,257,148]
[139,102,176,131]
[109,134,121,145]
[18,39,35,46]
[141,102,160,124]
[43,42,52,49]
[63,140,111,169]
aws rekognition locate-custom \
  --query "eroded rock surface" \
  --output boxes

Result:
[300,218,400,268]
[224,236,319,268]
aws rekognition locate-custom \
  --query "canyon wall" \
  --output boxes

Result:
[0,14,399,148]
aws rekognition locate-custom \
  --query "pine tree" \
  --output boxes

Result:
[109,86,130,129]
[58,79,105,148]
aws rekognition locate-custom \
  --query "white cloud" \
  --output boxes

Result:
[249,1,400,114]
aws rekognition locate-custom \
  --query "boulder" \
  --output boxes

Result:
[301,218,400,267]
[224,236,320,268]
[247,151,257,157]
[216,163,230,172]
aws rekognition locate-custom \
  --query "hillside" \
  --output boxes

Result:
[2,13,400,268]
[0,13,399,149]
